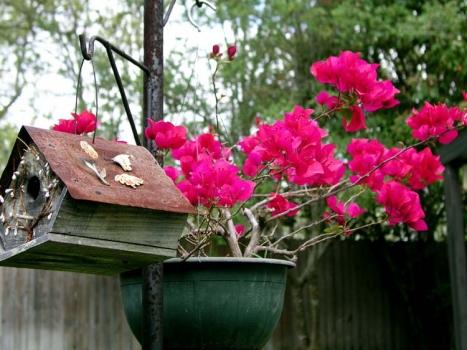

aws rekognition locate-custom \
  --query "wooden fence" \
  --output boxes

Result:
[0,241,454,349]
[0,268,139,349]
[267,241,453,350]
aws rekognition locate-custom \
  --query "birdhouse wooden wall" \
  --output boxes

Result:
[0,126,194,275]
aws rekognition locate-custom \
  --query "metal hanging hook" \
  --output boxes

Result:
[79,34,95,60]
[74,58,99,143]
[187,0,216,32]
[77,33,150,146]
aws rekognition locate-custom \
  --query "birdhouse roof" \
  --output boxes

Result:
[1,126,196,214]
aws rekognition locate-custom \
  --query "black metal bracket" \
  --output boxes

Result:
[78,34,149,146]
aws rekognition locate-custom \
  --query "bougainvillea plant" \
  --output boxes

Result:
[53,48,466,261]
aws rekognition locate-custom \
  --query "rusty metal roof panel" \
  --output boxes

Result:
[17,126,195,214]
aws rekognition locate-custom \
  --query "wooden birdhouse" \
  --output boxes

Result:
[0,126,195,275]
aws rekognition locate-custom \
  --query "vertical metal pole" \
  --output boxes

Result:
[144,0,164,149]
[142,0,164,349]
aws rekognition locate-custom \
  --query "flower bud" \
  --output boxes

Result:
[210,44,222,59]
[227,45,237,60]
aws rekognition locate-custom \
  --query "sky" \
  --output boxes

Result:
[3,0,233,144]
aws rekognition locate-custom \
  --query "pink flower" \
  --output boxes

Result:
[400,147,444,190]
[406,102,462,144]
[164,166,181,183]
[286,143,345,186]
[462,91,467,101]
[177,158,254,208]
[235,224,245,236]
[72,110,97,134]
[217,177,255,207]
[239,105,344,186]
[347,202,365,218]
[380,147,413,180]
[198,133,225,156]
[311,51,378,92]
[284,105,314,121]
[348,139,445,192]
[324,195,365,225]
[52,110,97,135]
[145,119,187,149]
[243,150,263,177]
[53,118,78,134]
[347,138,387,190]
[176,180,198,205]
[342,106,367,132]
[267,194,299,217]
[238,135,260,155]
[213,160,255,206]
[310,51,399,132]
[359,80,400,112]
[172,132,228,176]
[376,181,427,231]
[227,45,237,60]
[315,91,340,110]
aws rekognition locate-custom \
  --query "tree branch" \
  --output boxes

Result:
[222,208,243,257]
[243,208,260,257]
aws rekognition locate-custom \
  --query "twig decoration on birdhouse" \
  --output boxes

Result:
[1,145,61,246]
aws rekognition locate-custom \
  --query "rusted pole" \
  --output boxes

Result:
[142,0,164,349]
[143,0,164,150]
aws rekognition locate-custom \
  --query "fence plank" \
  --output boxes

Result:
[267,241,455,350]
[444,163,467,350]
[0,267,139,349]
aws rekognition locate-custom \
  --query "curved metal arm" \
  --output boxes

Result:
[79,34,149,74]
[187,0,216,32]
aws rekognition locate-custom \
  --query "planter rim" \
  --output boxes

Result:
[164,256,295,268]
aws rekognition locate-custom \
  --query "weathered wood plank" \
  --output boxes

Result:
[0,233,176,275]
[52,193,186,249]
[0,267,139,349]
[444,163,467,350]
[38,270,51,350]
[1,267,14,350]
[268,242,420,350]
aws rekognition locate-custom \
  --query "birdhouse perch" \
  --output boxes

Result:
[0,126,195,275]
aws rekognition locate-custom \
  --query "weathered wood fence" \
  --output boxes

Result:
[267,241,453,350]
[0,268,139,349]
[0,241,455,349]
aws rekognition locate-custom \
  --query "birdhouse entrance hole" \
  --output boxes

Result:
[27,176,40,200]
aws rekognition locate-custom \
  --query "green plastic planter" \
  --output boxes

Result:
[120,257,294,350]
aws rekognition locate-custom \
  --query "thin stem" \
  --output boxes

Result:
[271,214,337,248]
[212,61,221,135]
